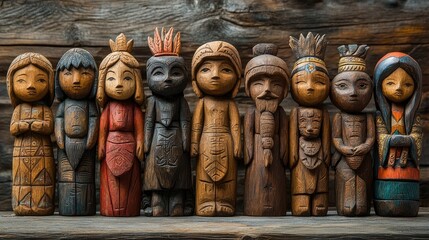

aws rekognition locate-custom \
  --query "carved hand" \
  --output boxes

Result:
[343,146,355,156]
[390,135,412,147]
[234,144,242,159]
[18,121,30,132]
[136,144,144,162]
[98,145,105,160]
[352,144,370,156]
[30,120,44,132]
[191,142,198,158]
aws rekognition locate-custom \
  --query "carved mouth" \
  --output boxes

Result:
[73,86,81,89]
[116,90,123,94]
[210,81,219,85]
[348,98,358,102]
[394,92,403,96]
[27,90,36,95]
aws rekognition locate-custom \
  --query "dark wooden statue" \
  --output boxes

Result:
[243,43,289,216]
[373,52,423,217]
[289,33,331,216]
[191,41,242,216]
[55,48,98,216]
[97,33,145,217]
[143,27,192,216]
[331,44,375,216]
[7,52,55,215]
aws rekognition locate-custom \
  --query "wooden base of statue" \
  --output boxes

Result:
[374,180,420,217]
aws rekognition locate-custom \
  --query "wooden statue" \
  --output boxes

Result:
[289,33,331,216]
[191,41,242,216]
[243,43,290,216]
[331,44,375,216]
[55,48,98,216]
[97,33,145,217]
[7,53,55,215]
[143,27,192,216]
[373,52,423,217]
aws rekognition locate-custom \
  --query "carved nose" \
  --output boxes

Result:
[165,79,173,84]
[116,84,123,88]
[73,76,80,84]
[27,86,35,90]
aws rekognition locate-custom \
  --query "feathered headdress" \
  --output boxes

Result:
[148,27,181,57]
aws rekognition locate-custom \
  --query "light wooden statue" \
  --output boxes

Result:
[7,52,55,215]
[55,48,99,216]
[289,33,331,216]
[97,33,145,217]
[331,44,374,216]
[373,52,423,217]
[143,27,192,216]
[243,43,290,216]
[191,41,242,216]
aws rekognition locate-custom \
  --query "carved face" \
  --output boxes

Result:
[13,64,49,103]
[382,68,415,103]
[59,67,95,99]
[249,74,285,113]
[298,108,322,138]
[147,56,187,96]
[331,71,372,113]
[196,59,238,96]
[291,62,329,106]
[105,61,136,100]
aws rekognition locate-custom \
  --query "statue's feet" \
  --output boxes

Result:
[170,204,184,217]
[143,206,153,217]
[312,205,328,216]
[153,206,166,217]
[216,202,234,216]
[184,205,194,216]
[292,206,310,216]
[197,202,215,216]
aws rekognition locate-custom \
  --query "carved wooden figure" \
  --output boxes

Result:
[243,44,290,216]
[373,52,423,217]
[7,53,55,215]
[289,33,331,216]
[143,27,192,216]
[331,44,375,216]
[191,41,242,216]
[96,33,145,217]
[55,48,98,216]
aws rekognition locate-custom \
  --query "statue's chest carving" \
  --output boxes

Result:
[156,99,179,127]
[64,100,88,137]
[342,114,366,146]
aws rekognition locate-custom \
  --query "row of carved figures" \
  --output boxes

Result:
[6,28,422,217]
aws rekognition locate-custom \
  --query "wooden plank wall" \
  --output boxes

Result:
[0,0,428,211]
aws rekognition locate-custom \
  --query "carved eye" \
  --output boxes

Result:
[405,83,414,87]
[153,71,164,76]
[315,80,326,86]
[82,71,91,76]
[200,67,210,73]
[37,78,46,83]
[17,79,25,83]
[358,83,368,89]
[336,83,347,90]
[107,77,115,81]
[386,81,395,86]
[64,71,72,76]
[221,68,233,73]
[124,76,132,81]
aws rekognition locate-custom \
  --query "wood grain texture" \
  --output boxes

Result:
[1,209,429,239]
[1,0,429,211]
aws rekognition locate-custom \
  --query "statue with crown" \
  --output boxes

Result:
[143,27,193,216]
[288,33,331,216]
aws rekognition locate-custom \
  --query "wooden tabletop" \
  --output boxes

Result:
[1,209,428,239]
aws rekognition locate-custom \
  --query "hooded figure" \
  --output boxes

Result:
[55,48,99,216]
[97,33,145,217]
[7,52,55,215]
[191,41,242,216]
[373,52,423,217]
[243,43,290,216]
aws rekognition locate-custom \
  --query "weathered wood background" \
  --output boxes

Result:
[1,0,428,211]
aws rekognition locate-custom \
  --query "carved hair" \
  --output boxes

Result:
[289,32,327,60]
[337,44,369,73]
[374,52,422,134]
[55,48,98,101]
[244,43,290,97]
[96,33,145,108]
[6,52,54,107]
[191,41,242,98]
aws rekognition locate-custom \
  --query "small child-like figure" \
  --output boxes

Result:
[289,33,331,216]
[331,44,375,216]
[7,53,55,215]
[55,48,99,216]
[97,33,145,216]
[191,41,242,216]
[373,52,423,217]
[143,27,192,216]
